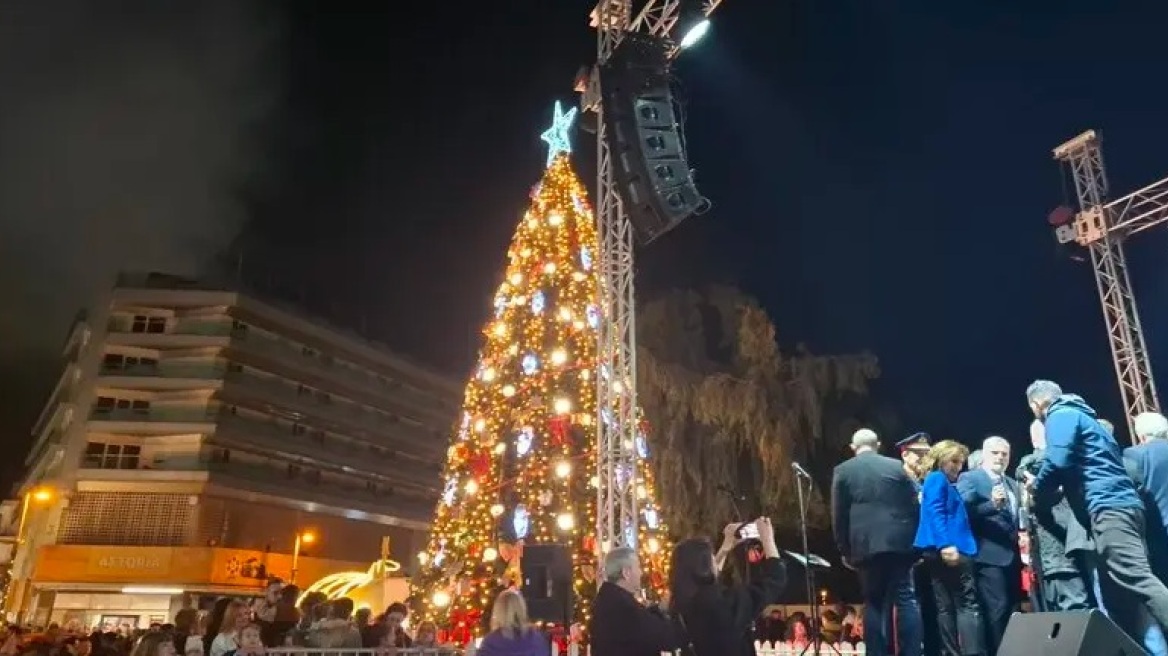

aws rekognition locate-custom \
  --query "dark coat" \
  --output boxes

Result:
[957,468,1025,567]
[1124,440,1168,577]
[588,582,685,656]
[1016,452,1093,577]
[674,557,786,656]
[830,451,920,564]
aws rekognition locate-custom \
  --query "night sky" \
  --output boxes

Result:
[1,0,1167,488]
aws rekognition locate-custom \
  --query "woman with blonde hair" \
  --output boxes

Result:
[476,589,549,656]
[131,633,176,656]
[913,440,984,656]
[206,599,249,656]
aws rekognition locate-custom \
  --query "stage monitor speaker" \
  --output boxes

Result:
[999,610,1145,656]
[600,33,708,245]
[520,544,573,625]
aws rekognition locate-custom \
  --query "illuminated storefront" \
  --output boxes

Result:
[26,545,367,629]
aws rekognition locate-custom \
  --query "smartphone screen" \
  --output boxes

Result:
[738,523,759,539]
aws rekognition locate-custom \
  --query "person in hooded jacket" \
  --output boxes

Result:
[669,517,786,656]
[1024,380,1168,647]
[1016,419,1096,612]
[476,589,549,656]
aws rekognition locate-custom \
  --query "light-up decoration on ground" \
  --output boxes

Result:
[296,558,402,607]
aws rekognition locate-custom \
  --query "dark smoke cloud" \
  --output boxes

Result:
[0,1,285,446]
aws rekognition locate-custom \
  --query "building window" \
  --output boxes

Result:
[130,316,167,334]
[93,396,150,416]
[83,442,141,469]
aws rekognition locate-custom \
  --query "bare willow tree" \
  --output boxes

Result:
[637,285,880,536]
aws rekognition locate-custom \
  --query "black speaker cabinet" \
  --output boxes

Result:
[520,544,573,624]
[999,610,1146,656]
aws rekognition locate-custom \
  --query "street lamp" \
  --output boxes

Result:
[15,486,54,546]
[290,530,315,584]
[7,486,54,621]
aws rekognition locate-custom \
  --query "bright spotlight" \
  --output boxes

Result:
[679,19,711,49]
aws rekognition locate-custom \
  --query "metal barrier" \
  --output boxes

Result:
[549,641,869,656]
[269,639,869,656]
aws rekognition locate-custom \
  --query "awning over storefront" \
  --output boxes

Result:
[32,545,367,591]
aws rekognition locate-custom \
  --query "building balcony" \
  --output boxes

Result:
[96,363,227,391]
[218,372,446,460]
[87,408,217,435]
[213,414,440,493]
[106,319,233,349]
[75,455,432,528]
[224,333,454,427]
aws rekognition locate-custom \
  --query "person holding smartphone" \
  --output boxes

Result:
[668,518,786,656]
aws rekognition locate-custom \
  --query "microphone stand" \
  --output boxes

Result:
[794,467,840,656]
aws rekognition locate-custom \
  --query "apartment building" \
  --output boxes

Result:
[7,272,459,627]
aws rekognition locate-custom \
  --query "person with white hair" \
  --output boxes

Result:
[967,449,983,471]
[1023,380,1168,650]
[1124,412,1168,580]
[956,435,1024,655]
[588,546,684,656]
[831,428,923,656]
[1015,419,1095,612]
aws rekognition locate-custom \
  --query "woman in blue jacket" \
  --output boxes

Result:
[914,440,984,656]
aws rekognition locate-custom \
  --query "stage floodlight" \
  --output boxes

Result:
[674,2,711,50]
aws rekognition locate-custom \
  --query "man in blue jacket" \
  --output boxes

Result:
[1025,380,1168,645]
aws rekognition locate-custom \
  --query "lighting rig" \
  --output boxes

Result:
[576,0,723,552]
[1050,130,1168,440]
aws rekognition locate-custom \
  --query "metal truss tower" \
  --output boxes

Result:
[582,0,723,552]
[1053,130,1168,439]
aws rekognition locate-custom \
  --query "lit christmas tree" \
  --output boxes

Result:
[410,103,670,643]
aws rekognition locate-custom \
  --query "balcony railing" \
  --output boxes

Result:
[229,333,454,425]
[204,460,432,522]
[107,318,234,336]
[98,363,227,380]
[221,372,444,455]
[74,451,433,522]
[88,407,217,423]
[215,414,440,490]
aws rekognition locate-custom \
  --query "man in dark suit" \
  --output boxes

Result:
[958,435,1024,656]
[832,428,922,656]
[588,546,684,656]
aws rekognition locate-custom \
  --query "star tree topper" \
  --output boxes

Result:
[540,101,579,167]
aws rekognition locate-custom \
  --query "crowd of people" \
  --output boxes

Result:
[831,378,1168,656]
[0,581,444,656]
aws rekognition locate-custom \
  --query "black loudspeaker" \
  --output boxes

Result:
[600,32,708,244]
[999,610,1145,656]
[520,544,573,624]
